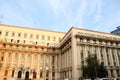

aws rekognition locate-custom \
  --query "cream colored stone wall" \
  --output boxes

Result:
[0,24,120,80]
[0,24,65,80]
[60,27,120,80]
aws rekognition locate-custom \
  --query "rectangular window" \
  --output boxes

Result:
[59,37,61,41]
[0,31,2,35]
[5,32,8,36]
[17,40,20,43]
[18,33,21,37]
[48,36,50,41]
[36,35,39,39]
[11,39,13,42]
[30,34,33,38]
[42,35,45,40]
[53,37,56,41]
[24,34,27,38]
[23,40,26,43]
[52,72,55,77]
[12,32,15,37]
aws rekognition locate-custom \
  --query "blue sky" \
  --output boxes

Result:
[0,0,120,33]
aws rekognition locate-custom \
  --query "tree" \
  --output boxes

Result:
[81,54,108,79]
[98,62,108,78]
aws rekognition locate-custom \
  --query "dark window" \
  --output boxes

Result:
[5,70,8,76]
[40,72,42,78]
[17,40,19,43]
[46,71,49,77]
[11,39,13,42]
[23,40,26,43]
[18,33,21,37]
[18,71,22,78]
[36,42,38,45]
[3,44,6,47]
[12,70,14,77]
[0,31,2,35]
[52,72,55,77]
[33,71,36,79]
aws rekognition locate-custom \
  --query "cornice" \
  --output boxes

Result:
[0,24,66,34]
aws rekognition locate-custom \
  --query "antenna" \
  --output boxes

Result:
[0,15,3,24]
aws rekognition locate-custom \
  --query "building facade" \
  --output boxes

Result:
[0,24,120,80]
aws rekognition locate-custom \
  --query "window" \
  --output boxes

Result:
[48,36,50,40]
[30,34,33,38]
[87,39,90,43]
[5,70,8,76]
[23,40,26,43]
[53,37,56,41]
[36,35,39,39]
[24,34,27,38]
[11,39,13,42]
[17,40,20,43]
[4,38,7,42]
[42,35,45,40]
[3,44,6,48]
[36,42,38,45]
[16,45,19,48]
[10,44,12,48]
[40,72,42,78]
[5,32,8,36]
[59,37,61,41]
[12,32,15,37]
[0,31,2,35]
[18,33,21,37]
[52,72,55,77]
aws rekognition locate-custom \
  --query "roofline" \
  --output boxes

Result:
[0,24,66,34]
[72,27,120,37]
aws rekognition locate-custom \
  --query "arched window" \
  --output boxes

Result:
[17,71,22,78]
[33,71,36,79]
[25,71,29,80]
[40,72,42,78]
[12,70,14,77]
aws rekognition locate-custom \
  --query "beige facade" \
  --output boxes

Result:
[0,24,120,80]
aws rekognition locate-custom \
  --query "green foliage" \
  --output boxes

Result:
[81,54,108,78]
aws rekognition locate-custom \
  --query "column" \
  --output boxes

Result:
[91,46,94,54]
[24,53,27,68]
[3,52,7,67]
[97,47,102,63]
[114,49,119,66]
[84,45,87,65]
[113,70,117,77]
[103,47,108,66]
[77,45,81,68]
[31,54,33,69]
[17,52,21,67]
[37,54,40,69]
[10,51,15,68]
[108,70,111,77]
[108,48,114,66]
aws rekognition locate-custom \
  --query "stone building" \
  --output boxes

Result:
[0,24,120,80]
